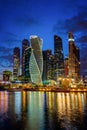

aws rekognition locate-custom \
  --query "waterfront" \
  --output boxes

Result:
[0,91,87,130]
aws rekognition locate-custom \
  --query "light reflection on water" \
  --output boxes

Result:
[0,91,87,130]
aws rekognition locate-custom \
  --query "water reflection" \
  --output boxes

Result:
[0,91,87,130]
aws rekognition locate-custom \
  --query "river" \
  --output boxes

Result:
[0,91,87,130]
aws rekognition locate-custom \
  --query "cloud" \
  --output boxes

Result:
[16,15,41,27]
[0,55,13,64]
[1,39,21,44]
[76,35,87,43]
[0,47,13,69]
[6,32,18,37]
[64,12,87,33]
[53,11,87,34]
[0,46,13,53]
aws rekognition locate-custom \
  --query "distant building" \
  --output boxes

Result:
[42,50,52,80]
[48,54,55,80]
[68,32,80,79]
[13,47,20,80]
[22,39,29,76]
[24,47,32,82]
[64,57,69,76]
[54,35,64,80]
[3,70,12,81]
[30,35,43,85]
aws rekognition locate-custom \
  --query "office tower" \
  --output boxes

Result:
[48,54,55,80]
[22,39,29,76]
[64,57,69,76]
[68,32,80,79]
[3,70,12,81]
[13,47,20,80]
[30,35,43,85]
[54,35,64,80]
[42,50,52,80]
[24,47,32,82]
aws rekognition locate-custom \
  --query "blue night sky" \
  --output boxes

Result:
[0,0,87,79]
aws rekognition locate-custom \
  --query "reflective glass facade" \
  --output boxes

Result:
[30,36,43,84]
[13,47,20,80]
[24,47,31,81]
[22,39,29,76]
[54,35,64,79]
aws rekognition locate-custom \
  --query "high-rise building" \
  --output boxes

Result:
[48,54,55,80]
[13,47,20,80]
[22,39,29,76]
[64,57,69,76]
[68,32,80,79]
[42,50,52,80]
[54,35,64,80]
[30,35,43,85]
[3,70,12,81]
[24,47,32,82]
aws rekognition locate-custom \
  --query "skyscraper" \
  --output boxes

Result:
[22,39,29,76]
[64,57,69,76]
[42,50,52,80]
[30,35,43,85]
[24,47,32,82]
[3,70,12,81]
[68,32,80,79]
[13,47,20,80]
[54,35,64,80]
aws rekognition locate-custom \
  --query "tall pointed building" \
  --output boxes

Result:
[54,35,64,80]
[30,35,43,85]
[68,32,80,79]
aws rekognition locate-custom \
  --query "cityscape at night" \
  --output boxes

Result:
[0,0,87,130]
[0,32,81,88]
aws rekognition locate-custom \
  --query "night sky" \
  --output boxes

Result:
[0,0,87,79]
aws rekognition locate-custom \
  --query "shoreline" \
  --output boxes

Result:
[23,88,87,92]
[1,87,87,92]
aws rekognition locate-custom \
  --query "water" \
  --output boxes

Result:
[0,91,87,130]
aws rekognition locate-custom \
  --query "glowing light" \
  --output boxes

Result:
[68,38,74,42]
[30,35,38,39]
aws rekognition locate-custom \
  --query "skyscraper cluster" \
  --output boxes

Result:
[42,35,64,81]
[13,35,43,85]
[13,32,80,84]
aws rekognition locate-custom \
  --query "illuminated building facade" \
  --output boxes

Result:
[24,47,31,81]
[64,57,69,76]
[30,35,43,84]
[68,32,80,79]
[42,50,54,80]
[13,47,20,80]
[48,54,55,80]
[54,35,64,80]
[22,39,29,76]
[3,70,12,81]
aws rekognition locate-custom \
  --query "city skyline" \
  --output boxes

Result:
[0,0,87,79]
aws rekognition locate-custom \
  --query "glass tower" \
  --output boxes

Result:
[24,47,32,82]
[54,35,64,79]
[30,35,43,85]
[22,39,29,76]
[68,32,80,79]
[13,47,20,80]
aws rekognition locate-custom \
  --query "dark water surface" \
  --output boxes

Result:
[0,91,87,130]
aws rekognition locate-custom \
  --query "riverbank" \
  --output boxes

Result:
[1,87,87,92]
[23,87,87,92]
